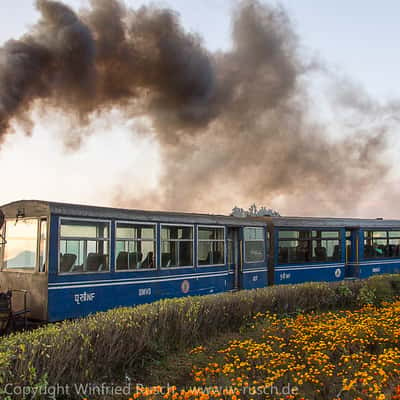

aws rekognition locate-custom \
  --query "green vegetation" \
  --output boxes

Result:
[134,301,400,400]
[1,275,400,395]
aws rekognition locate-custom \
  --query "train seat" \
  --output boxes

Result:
[364,244,373,258]
[333,245,341,260]
[85,253,102,272]
[279,247,289,263]
[213,250,222,264]
[60,253,77,273]
[314,246,327,261]
[97,254,108,271]
[116,251,129,270]
[128,252,142,269]
[141,252,154,268]
[162,253,171,268]
[295,246,309,262]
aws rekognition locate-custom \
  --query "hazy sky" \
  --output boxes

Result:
[1,0,400,216]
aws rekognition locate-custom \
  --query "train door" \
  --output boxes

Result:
[345,228,360,277]
[227,227,242,290]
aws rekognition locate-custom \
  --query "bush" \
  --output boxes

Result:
[1,274,400,393]
[334,282,356,308]
[357,284,377,305]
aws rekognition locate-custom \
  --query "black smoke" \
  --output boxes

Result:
[0,0,393,214]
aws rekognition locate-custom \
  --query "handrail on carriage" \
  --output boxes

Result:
[0,289,30,333]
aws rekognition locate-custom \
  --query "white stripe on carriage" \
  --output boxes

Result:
[350,260,400,266]
[242,268,268,274]
[48,272,230,290]
[49,269,229,287]
[275,264,345,271]
[275,263,344,268]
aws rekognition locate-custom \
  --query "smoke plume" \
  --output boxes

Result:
[0,0,395,215]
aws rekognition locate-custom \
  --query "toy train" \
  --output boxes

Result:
[0,200,399,322]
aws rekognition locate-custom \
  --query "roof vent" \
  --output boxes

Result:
[376,217,384,220]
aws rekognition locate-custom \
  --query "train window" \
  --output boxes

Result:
[161,225,193,268]
[363,230,400,259]
[278,229,341,264]
[320,231,339,239]
[38,219,47,272]
[370,231,387,239]
[279,231,299,239]
[279,240,300,264]
[388,238,400,257]
[198,226,225,266]
[59,219,110,274]
[244,227,265,262]
[115,223,156,270]
[312,240,340,262]
[3,219,39,271]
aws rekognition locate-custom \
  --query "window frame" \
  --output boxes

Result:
[197,225,226,267]
[38,218,49,273]
[58,217,111,275]
[1,217,47,274]
[243,226,266,264]
[114,220,157,272]
[226,228,235,267]
[277,228,341,265]
[363,230,400,260]
[160,223,195,269]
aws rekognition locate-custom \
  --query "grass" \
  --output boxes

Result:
[1,274,400,399]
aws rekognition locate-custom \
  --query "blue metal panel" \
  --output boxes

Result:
[47,269,230,321]
[358,229,364,262]
[357,229,363,262]
[274,227,279,267]
[194,224,198,270]
[156,223,161,269]
[110,219,116,272]
[48,215,60,279]
[358,261,400,279]
[226,271,235,290]
[241,267,268,289]
[346,264,359,278]
[340,228,346,264]
[344,229,361,278]
[240,226,268,290]
[274,264,346,284]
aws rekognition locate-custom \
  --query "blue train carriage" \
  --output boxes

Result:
[0,200,268,322]
[357,220,400,279]
[266,216,347,285]
[267,216,400,284]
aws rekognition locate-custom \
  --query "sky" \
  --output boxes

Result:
[1,0,400,216]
